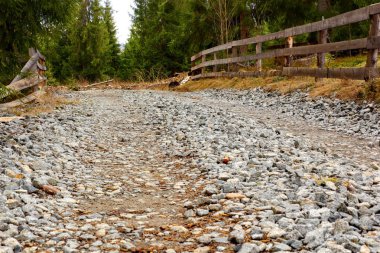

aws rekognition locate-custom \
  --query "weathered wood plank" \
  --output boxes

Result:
[213,53,218,72]
[283,67,380,80]
[285,36,294,67]
[11,53,39,84]
[366,14,380,81]
[317,27,329,81]
[191,70,282,80]
[192,38,369,72]
[37,62,47,71]
[37,50,46,61]
[231,46,239,71]
[192,74,203,80]
[367,35,380,49]
[190,4,379,60]
[284,38,367,56]
[191,52,203,62]
[256,43,262,71]
[29,48,37,58]
[370,3,380,15]
[7,76,39,91]
[201,55,206,75]
[193,67,380,81]
[317,29,328,68]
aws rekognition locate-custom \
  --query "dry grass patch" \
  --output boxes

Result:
[309,79,365,100]
[8,87,79,116]
[172,76,380,103]
[174,77,265,92]
[167,55,380,103]
[264,76,315,94]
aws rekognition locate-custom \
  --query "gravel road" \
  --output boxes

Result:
[0,89,379,253]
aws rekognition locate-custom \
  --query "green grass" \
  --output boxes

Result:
[326,54,368,68]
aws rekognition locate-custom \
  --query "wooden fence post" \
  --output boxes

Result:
[285,36,294,67]
[213,53,218,73]
[201,54,206,76]
[28,48,37,58]
[232,46,239,72]
[256,43,262,71]
[365,13,380,81]
[191,59,195,76]
[316,28,328,82]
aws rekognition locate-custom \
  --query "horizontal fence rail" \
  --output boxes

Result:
[190,3,380,81]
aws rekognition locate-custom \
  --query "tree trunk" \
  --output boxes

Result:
[318,0,330,12]
[240,13,249,54]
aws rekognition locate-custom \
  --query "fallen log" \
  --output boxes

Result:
[11,53,39,84]
[7,76,39,91]
[87,79,114,87]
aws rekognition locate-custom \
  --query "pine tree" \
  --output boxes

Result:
[104,0,121,77]
[69,0,110,81]
[0,0,77,83]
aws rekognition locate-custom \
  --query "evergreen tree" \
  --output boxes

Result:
[0,0,77,83]
[104,0,121,77]
[120,0,191,80]
[2,0,377,83]
[69,0,110,81]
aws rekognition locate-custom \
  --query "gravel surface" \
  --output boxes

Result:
[0,89,379,253]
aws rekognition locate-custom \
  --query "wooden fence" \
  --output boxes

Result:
[191,3,380,81]
[0,48,47,110]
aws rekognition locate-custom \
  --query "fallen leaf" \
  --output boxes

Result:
[222,156,230,164]
[42,185,60,195]
[15,174,25,179]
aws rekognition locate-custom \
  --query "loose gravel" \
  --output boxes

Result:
[0,89,379,253]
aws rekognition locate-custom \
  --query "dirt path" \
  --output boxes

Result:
[54,91,207,251]
[3,89,379,253]
[61,90,378,252]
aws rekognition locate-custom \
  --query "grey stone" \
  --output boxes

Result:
[120,242,136,250]
[3,238,21,253]
[289,240,303,250]
[63,246,77,253]
[79,234,96,240]
[315,192,328,204]
[304,228,326,249]
[6,199,21,209]
[277,217,295,228]
[31,177,48,189]
[17,230,37,241]
[268,227,286,239]
[237,243,260,253]
[196,209,209,216]
[229,229,245,244]
[197,235,212,245]
[203,185,218,196]
[272,243,292,252]
[208,204,222,211]
[0,246,13,253]
[218,173,231,181]
[359,216,374,231]
[213,237,229,243]
[21,184,39,194]
[184,209,196,218]
[333,219,350,234]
